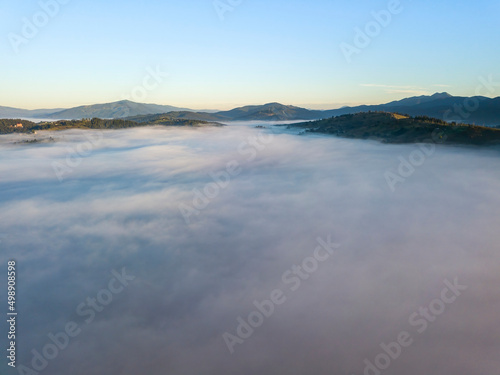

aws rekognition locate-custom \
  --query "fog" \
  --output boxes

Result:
[1,124,499,375]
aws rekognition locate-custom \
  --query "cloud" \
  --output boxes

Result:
[1,126,500,375]
[360,84,431,96]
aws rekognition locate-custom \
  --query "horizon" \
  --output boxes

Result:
[2,2,500,374]
[2,0,499,109]
[3,91,496,112]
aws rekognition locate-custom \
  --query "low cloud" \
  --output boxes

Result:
[1,125,500,375]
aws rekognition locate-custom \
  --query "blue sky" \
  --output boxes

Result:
[1,0,499,110]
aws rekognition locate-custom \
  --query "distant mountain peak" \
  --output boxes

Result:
[43,101,194,120]
[431,92,452,99]
[262,102,288,108]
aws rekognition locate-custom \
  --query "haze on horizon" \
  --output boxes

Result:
[1,0,499,110]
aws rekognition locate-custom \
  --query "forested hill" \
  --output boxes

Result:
[287,112,500,145]
[0,117,221,135]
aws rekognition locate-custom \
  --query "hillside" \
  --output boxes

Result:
[322,93,500,127]
[126,111,227,122]
[0,106,64,118]
[0,101,193,120]
[139,95,500,126]
[3,94,500,126]
[45,100,191,119]
[0,117,221,135]
[123,113,223,127]
[215,103,321,121]
[287,112,500,145]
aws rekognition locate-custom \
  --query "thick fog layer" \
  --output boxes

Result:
[1,124,499,375]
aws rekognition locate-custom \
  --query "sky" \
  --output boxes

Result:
[1,0,500,109]
[1,126,500,374]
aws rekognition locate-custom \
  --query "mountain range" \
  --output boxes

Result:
[328,93,500,127]
[3,93,500,126]
[0,101,190,120]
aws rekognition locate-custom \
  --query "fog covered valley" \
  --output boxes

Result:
[1,122,499,375]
